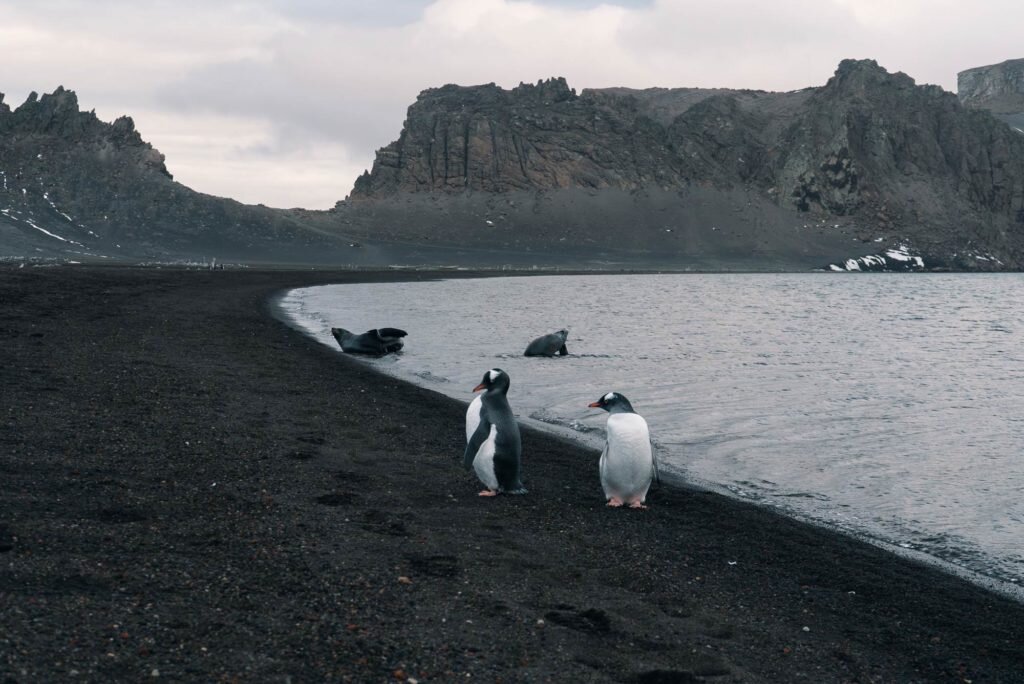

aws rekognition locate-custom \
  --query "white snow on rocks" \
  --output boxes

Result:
[829,244,926,272]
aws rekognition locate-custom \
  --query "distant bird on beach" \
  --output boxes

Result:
[330,327,407,355]
[589,392,658,508]
[524,329,569,357]
[464,368,526,496]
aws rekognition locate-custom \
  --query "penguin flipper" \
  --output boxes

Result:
[558,344,569,356]
[464,411,491,470]
[651,440,661,485]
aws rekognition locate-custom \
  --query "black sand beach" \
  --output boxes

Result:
[2,265,1023,683]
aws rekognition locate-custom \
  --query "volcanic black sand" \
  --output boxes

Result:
[2,265,1022,683]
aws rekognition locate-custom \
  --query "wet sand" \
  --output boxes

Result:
[2,265,1022,682]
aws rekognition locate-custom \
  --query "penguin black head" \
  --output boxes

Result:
[588,391,635,414]
[474,368,510,394]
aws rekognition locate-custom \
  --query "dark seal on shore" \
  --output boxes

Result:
[524,329,569,357]
[331,327,407,355]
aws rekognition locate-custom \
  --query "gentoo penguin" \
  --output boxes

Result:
[589,392,658,508]
[524,329,569,357]
[464,369,526,496]
[331,327,407,355]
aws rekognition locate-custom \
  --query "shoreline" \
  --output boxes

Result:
[274,276,1024,607]
[3,264,1024,682]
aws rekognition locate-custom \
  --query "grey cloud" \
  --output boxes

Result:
[3,0,432,28]
[260,0,433,26]
[524,0,653,6]
[156,58,410,171]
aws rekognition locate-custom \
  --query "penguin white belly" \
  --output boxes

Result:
[473,425,500,491]
[600,413,653,501]
[466,395,482,443]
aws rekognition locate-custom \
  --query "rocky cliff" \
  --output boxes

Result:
[959,59,1024,112]
[958,58,1024,132]
[0,87,360,263]
[337,60,1024,271]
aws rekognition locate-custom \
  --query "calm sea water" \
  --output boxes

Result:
[280,274,1024,590]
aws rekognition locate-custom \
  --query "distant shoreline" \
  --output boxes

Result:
[3,264,1023,681]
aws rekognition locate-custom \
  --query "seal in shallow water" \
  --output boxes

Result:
[524,329,569,357]
[330,327,407,355]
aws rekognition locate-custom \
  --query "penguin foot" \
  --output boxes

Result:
[628,501,648,510]
[505,488,528,495]
[478,490,499,497]
[606,498,624,507]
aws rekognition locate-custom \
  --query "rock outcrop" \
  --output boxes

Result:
[0,87,359,263]
[959,59,1024,112]
[351,77,684,196]
[339,60,1024,270]
[958,58,1024,132]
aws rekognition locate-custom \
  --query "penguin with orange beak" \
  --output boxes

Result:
[464,369,526,496]
[589,392,657,508]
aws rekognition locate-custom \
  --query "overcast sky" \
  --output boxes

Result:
[1,0,1020,208]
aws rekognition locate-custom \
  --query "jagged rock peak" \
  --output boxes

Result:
[113,115,136,133]
[12,86,80,111]
[14,86,83,118]
[511,76,576,102]
[8,86,96,137]
[825,59,917,93]
[38,85,80,110]
[415,76,576,105]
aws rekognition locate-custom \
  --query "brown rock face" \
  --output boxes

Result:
[341,60,1024,270]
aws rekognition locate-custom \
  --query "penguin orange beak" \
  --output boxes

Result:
[473,383,487,392]
[588,401,602,408]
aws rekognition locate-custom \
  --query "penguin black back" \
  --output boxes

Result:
[464,368,526,495]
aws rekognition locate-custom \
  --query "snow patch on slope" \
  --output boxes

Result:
[828,244,926,272]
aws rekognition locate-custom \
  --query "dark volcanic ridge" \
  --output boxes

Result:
[0,88,365,265]
[336,59,1024,271]
[3,58,1024,270]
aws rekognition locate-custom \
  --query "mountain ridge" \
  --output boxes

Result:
[2,58,1023,270]
[0,87,363,264]
[337,59,1024,271]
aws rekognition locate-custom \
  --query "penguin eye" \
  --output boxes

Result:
[604,392,615,402]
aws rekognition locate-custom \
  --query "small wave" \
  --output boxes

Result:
[414,370,449,383]
[526,411,603,437]
[568,419,601,434]
[773,491,831,501]
[528,411,562,425]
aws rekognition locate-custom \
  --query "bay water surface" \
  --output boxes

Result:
[280,273,1024,592]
